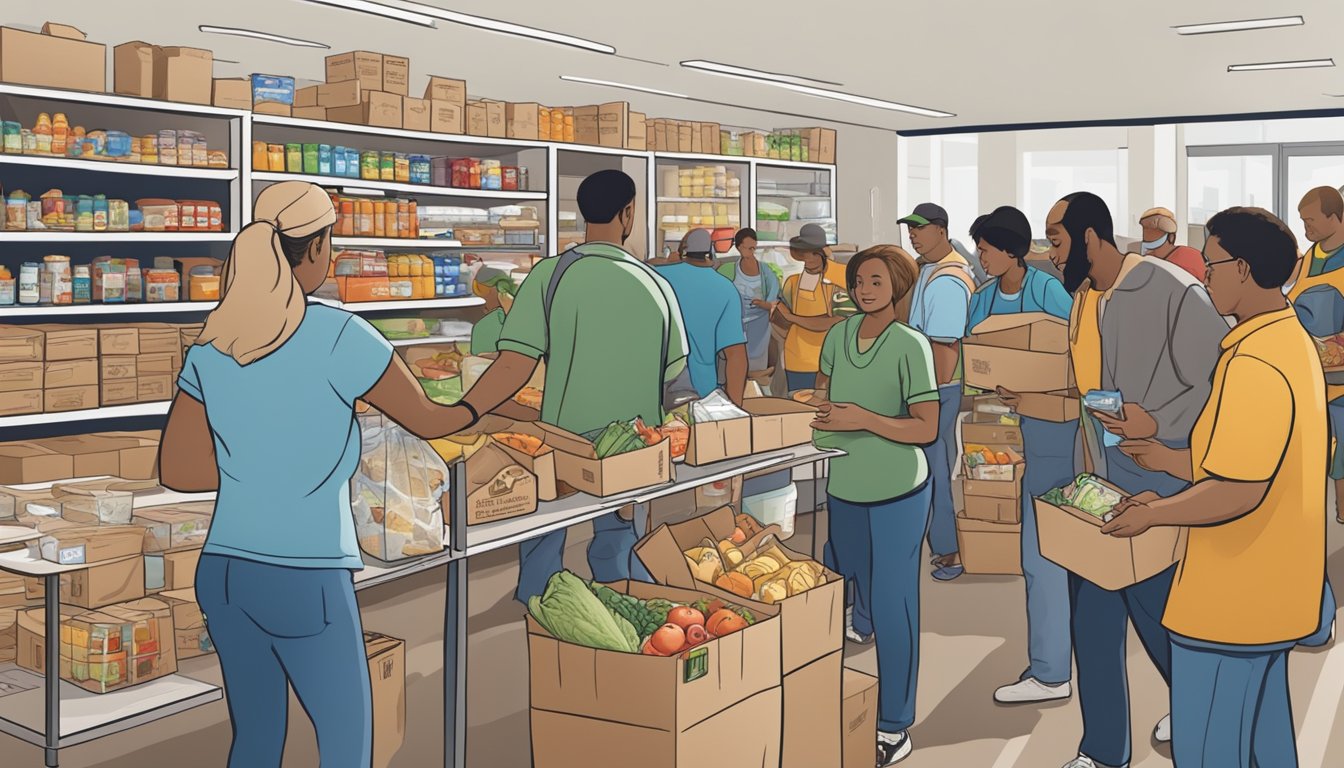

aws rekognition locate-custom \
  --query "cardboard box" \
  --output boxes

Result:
[466,101,488,136]
[955,514,1022,575]
[153,47,213,105]
[678,123,693,153]
[381,55,409,96]
[38,526,144,566]
[960,421,1023,451]
[684,416,753,466]
[101,380,139,407]
[507,102,541,141]
[532,687,782,768]
[598,102,629,149]
[0,327,45,362]
[365,632,406,768]
[743,397,817,454]
[0,362,42,393]
[329,92,403,129]
[1014,389,1082,423]
[572,105,599,145]
[134,508,211,553]
[537,423,671,498]
[424,76,466,106]
[45,385,99,413]
[0,24,106,93]
[101,356,137,381]
[160,588,213,659]
[403,97,431,131]
[32,435,119,478]
[137,375,175,403]
[843,669,879,768]
[136,353,179,376]
[253,101,291,117]
[793,127,837,164]
[100,431,160,480]
[0,443,71,484]
[294,84,319,108]
[0,389,41,416]
[481,100,506,138]
[699,123,721,154]
[430,100,463,134]
[1036,481,1187,591]
[528,581,781,768]
[100,328,139,356]
[326,51,383,94]
[212,77,251,110]
[113,41,155,97]
[50,489,134,527]
[26,554,146,609]
[781,651,842,768]
[451,415,559,502]
[311,79,360,108]
[627,112,647,150]
[292,106,327,121]
[964,313,1073,393]
[962,474,1023,525]
[18,597,176,693]
[45,359,97,389]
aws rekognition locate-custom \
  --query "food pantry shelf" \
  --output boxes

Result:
[250,114,549,150]
[0,665,221,750]
[334,238,463,249]
[0,302,218,318]
[0,232,234,243]
[0,154,239,180]
[312,296,485,313]
[0,83,249,120]
[251,173,544,200]
[0,402,170,428]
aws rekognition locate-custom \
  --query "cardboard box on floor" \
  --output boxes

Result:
[742,397,817,454]
[1036,478,1187,591]
[528,580,782,768]
[159,588,213,659]
[960,443,1024,525]
[536,423,671,498]
[365,632,406,768]
[25,554,146,609]
[843,669,879,768]
[964,313,1073,393]
[955,514,1022,575]
[0,23,106,92]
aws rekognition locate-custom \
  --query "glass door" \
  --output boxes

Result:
[1185,147,1275,250]
[1282,144,1344,249]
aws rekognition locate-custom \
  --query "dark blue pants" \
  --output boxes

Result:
[785,369,816,393]
[516,512,643,605]
[196,555,372,768]
[1019,417,1078,685]
[1072,446,1188,768]
[827,483,932,733]
[923,383,964,558]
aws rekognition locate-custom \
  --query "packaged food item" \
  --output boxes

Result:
[157,129,177,166]
[267,143,284,171]
[303,143,319,175]
[72,266,91,304]
[51,114,69,156]
[45,256,72,305]
[189,268,220,301]
[19,263,40,304]
[481,160,502,191]
[285,144,302,174]
[345,148,360,178]
[6,191,30,231]
[0,268,14,306]
[252,141,269,171]
[105,131,132,158]
[333,146,348,177]
[108,199,130,232]
[144,269,180,302]
[92,195,108,232]
[361,151,379,181]
[394,153,410,183]
[318,144,333,175]
[351,412,448,561]
[75,196,94,232]
[1083,390,1124,416]
[380,151,396,181]
[136,199,180,232]
[409,155,430,185]
[502,166,519,191]
[2,121,20,153]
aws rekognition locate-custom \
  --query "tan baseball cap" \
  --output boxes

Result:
[1139,207,1178,234]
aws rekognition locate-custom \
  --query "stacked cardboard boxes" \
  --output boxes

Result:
[16,597,177,693]
[956,410,1024,576]
[113,42,213,105]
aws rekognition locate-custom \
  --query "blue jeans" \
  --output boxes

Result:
[827,483,932,733]
[1170,635,1298,768]
[1072,446,1189,768]
[1301,577,1337,647]
[1019,417,1078,685]
[785,370,816,393]
[923,383,963,558]
[516,512,645,604]
[196,555,371,768]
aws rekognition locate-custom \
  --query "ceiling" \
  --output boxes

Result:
[8,0,1344,134]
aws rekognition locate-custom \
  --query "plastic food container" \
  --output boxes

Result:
[137,199,180,232]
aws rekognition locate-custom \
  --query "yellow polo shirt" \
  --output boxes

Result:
[1069,288,1103,394]
[1163,307,1327,645]
[782,260,850,373]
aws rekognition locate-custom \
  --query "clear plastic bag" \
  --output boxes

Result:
[352,413,448,561]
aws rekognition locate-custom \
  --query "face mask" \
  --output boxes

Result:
[1141,235,1169,255]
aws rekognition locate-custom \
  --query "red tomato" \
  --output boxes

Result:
[685,624,709,647]
[649,624,686,655]
[666,606,706,632]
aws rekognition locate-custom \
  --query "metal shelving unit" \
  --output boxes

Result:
[252,172,544,201]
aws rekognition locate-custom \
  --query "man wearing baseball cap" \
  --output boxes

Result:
[1139,207,1205,282]
[655,228,749,405]
[899,203,975,581]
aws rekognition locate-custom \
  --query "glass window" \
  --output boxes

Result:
[1185,154,1274,249]
[939,135,979,243]
[1285,152,1344,249]
[1021,149,1128,241]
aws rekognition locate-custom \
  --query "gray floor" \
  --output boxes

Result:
[6,498,1343,768]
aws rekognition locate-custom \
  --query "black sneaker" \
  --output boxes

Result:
[877,731,912,766]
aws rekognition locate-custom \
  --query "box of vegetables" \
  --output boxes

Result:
[528,572,783,768]
[1035,473,1188,591]
[536,419,675,497]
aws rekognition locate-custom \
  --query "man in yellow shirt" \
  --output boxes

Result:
[1107,207,1325,768]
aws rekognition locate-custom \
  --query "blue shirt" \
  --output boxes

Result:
[967,266,1074,331]
[178,303,394,570]
[908,261,972,343]
[655,263,747,398]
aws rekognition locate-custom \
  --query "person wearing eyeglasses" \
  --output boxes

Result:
[1107,207,1325,768]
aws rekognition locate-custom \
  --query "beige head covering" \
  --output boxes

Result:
[198,182,337,365]
[1139,207,1178,234]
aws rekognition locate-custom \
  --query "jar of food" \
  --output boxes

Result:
[93,195,108,232]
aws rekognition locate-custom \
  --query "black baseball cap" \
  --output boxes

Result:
[899,203,949,228]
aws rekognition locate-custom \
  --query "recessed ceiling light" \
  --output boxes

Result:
[559,76,687,99]
[1174,16,1304,35]
[1229,58,1334,72]
[299,0,436,27]
[681,60,842,88]
[199,25,330,49]
[401,2,614,54]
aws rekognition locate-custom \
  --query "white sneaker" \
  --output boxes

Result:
[1154,714,1171,743]
[844,606,874,644]
[1061,757,1098,768]
[877,731,912,765]
[994,677,1072,704]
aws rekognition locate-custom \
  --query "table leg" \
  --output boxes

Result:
[811,460,825,561]
[44,573,59,768]
[444,558,467,768]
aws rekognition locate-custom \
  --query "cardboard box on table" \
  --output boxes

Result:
[134,506,211,552]
[843,669,879,768]
[37,487,134,526]
[1035,477,1188,591]
[963,313,1073,394]
[635,506,844,768]
[17,597,176,694]
[0,443,73,484]
[430,436,542,526]
[528,581,782,768]
[159,588,212,659]
[536,423,671,498]
[683,412,752,467]
[37,526,144,566]
[365,632,406,768]
[458,414,558,503]
[0,23,106,92]
[742,397,818,454]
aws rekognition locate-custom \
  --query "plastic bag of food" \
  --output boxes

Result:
[352,413,448,561]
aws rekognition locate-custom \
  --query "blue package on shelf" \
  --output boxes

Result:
[251,74,296,106]
[333,146,348,177]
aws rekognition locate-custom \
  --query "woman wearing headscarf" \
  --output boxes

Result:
[967,206,1078,706]
[158,181,478,768]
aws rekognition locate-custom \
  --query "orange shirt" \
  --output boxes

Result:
[782,260,850,373]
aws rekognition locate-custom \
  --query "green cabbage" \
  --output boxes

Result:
[528,571,640,653]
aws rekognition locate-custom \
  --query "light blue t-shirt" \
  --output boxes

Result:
[178,303,394,570]
[656,262,747,398]
[966,266,1074,331]
[908,262,972,343]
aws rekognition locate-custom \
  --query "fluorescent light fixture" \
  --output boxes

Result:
[560,75,687,99]
[299,0,436,27]
[684,66,952,118]
[1228,58,1334,72]
[681,60,842,88]
[400,2,614,53]
[199,25,330,49]
[1174,16,1303,35]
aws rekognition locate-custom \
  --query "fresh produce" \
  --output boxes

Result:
[419,376,463,405]
[589,582,671,640]
[684,536,828,604]
[690,598,756,627]
[685,624,709,647]
[634,416,690,459]
[964,444,1014,467]
[492,432,546,457]
[584,420,649,459]
[411,349,463,380]
[666,606,705,632]
[1042,474,1123,520]
[429,432,488,464]
[715,572,754,599]
[706,609,749,637]
[649,624,686,655]
[528,571,640,653]
[513,387,543,410]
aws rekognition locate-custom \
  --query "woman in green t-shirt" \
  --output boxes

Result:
[811,245,940,766]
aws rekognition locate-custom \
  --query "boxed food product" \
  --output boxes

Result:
[381,55,408,97]
[424,76,466,106]
[100,327,140,356]
[26,554,145,609]
[153,47,212,105]
[40,327,98,364]
[507,103,541,141]
[101,355,137,381]
[466,102,488,136]
[964,313,1073,393]
[0,24,106,93]
[137,375,174,403]
[250,74,295,113]
[431,414,555,506]
[1036,474,1187,590]
[960,420,1023,452]
[329,92,403,129]
[528,579,782,768]
[954,514,1022,575]
[113,41,155,97]
[159,588,212,659]
[572,105,599,145]
[536,421,672,498]
[365,632,406,768]
[843,669,879,768]
[212,77,251,110]
[598,102,629,149]
[38,526,144,565]
[0,327,45,362]
[133,507,211,553]
[0,361,41,393]
[403,97,431,132]
[0,390,42,416]
[627,112,647,150]
[0,443,72,484]
[742,397,817,454]
[351,413,447,562]
[325,51,383,93]
[101,380,138,407]
[47,383,95,414]
[17,597,176,694]
[45,359,97,389]
[430,100,464,135]
[683,394,751,466]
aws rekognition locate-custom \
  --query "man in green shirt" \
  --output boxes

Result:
[460,170,688,604]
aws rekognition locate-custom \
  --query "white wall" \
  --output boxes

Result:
[836,127,902,247]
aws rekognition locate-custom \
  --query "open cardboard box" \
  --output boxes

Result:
[955,514,1022,575]
[964,313,1073,394]
[961,472,1023,525]
[1035,477,1187,591]
[536,423,671,498]
[528,580,781,768]
[683,413,752,467]
[742,397,817,454]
